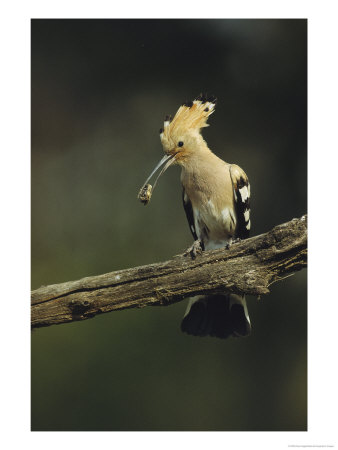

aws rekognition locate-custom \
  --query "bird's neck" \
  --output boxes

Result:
[180,146,220,196]
[180,143,220,174]
[180,140,230,199]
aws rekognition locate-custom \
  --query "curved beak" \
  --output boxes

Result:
[141,153,176,192]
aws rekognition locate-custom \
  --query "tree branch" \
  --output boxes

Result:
[31,215,307,329]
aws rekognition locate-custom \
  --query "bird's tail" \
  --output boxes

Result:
[181,294,251,339]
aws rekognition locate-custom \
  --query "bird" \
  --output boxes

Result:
[139,93,252,339]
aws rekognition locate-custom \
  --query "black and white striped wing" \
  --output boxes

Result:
[230,164,251,239]
[182,187,199,241]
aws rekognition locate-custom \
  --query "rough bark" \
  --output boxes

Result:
[31,215,307,329]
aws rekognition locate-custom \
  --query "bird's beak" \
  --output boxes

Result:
[138,153,177,205]
[142,153,176,191]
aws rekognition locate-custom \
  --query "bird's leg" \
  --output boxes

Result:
[184,239,203,259]
[231,237,241,244]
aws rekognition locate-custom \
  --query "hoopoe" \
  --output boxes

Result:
[139,94,251,339]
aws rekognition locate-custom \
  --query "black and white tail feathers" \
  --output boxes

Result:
[181,294,251,339]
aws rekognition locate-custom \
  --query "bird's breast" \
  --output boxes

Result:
[193,199,237,245]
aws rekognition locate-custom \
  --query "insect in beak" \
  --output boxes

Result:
[138,153,176,205]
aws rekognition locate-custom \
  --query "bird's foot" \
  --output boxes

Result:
[232,237,241,244]
[184,239,203,259]
[225,237,241,249]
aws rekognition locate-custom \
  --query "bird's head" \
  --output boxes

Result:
[160,93,217,162]
[138,94,217,204]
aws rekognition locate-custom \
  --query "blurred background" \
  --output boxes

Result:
[31,19,307,431]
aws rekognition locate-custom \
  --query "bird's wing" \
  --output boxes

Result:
[182,187,198,241]
[229,164,251,239]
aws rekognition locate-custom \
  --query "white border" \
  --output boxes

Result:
[1,1,337,449]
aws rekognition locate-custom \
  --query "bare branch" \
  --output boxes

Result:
[31,215,307,329]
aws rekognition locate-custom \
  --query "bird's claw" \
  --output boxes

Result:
[184,239,203,259]
[225,237,241,249]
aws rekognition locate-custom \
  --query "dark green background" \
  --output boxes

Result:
[31,19,307,431]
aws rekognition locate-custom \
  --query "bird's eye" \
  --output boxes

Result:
[178,141,184,147]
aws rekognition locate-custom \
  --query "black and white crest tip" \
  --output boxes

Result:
[182,100,194,107]
[195,93,217,105]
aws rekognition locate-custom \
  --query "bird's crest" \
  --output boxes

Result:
[160,94,217,141]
